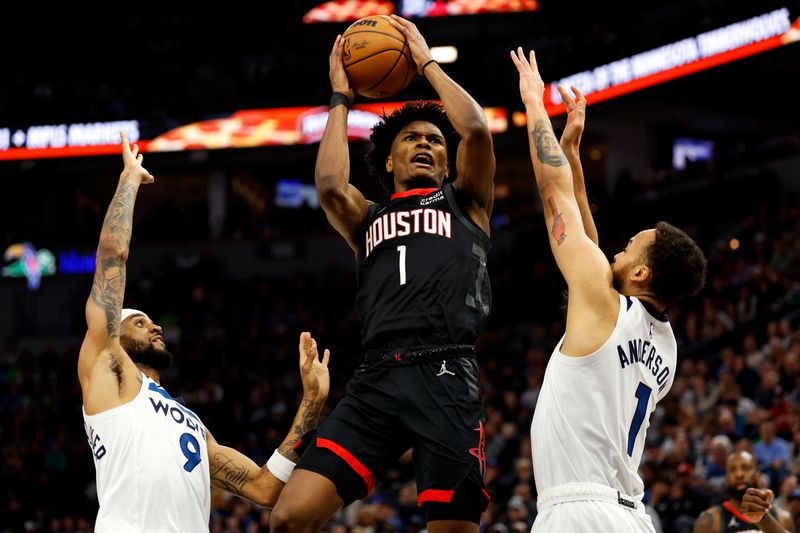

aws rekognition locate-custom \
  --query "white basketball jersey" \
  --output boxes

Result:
[83,374,210,532]
[531,295,676,501]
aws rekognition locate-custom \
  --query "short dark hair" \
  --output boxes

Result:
[646,221,707,307]
[365,101,459,193]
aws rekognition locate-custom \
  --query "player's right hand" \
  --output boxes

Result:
[120,132,155,185]
[298,332,331,404]
[740,487,773,524]
[558,85,586,151]
[330,35,355,103]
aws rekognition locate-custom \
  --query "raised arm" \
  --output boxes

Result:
[389,15,495,233]
[315,35,370,254]
[558,85,598,246]
[511,48,617,354]
[207,332,330,508]
[79,134,154,412]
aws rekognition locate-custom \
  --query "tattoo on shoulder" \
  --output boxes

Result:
[694,510,713,532]
[547,197,567,245]
[278,399,322,462]
[210,452,249,496]
[532,120,567,167]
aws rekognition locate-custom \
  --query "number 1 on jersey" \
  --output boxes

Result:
[627,382,652,457]
[397,245,407,285]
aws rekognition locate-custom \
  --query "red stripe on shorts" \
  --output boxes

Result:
[418,489,455,506]
[316,437,375,493]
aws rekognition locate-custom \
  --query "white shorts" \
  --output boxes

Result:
[532,483,656,533]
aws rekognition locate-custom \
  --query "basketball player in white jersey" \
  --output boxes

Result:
[510,49,707,532]
[80,134,331,532]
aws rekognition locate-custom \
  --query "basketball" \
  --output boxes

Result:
[342,15,416,99]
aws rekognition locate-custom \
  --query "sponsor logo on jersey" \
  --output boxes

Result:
[617,492,636,509]
[365,209,452,258]
[419,190,444,206]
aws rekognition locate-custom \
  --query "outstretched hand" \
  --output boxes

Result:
[388,15,431,74]
[120,133,154,185]
[330,34,355,102]
[558,85,586,150]
[509,47,545,107]
[298,332,330,403]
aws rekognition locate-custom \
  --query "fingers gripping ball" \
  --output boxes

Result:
[342,15,415,99]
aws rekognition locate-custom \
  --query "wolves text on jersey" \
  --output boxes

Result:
[365,209,452,258]
[148,384,207,441]
[617,338,671,387]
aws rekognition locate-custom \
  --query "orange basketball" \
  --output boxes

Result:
[342,15,416,99]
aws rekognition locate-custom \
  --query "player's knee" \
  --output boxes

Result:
[269,503,301,533]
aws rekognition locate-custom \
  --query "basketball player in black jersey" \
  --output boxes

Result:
[270,15,495,533]
[693,451,795,533]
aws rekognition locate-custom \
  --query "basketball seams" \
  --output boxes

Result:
[342,15,414,98]
[365,40,409,94]
[344,48,403,70]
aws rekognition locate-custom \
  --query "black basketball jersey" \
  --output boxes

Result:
[719,501,778,532]
[355,185,491,350]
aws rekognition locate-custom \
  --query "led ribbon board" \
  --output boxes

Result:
[543,8,799,116]
[0,105,507,161]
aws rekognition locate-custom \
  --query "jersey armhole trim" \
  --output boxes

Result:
[444,185,491,248]
[552,293,626,366]
[82,372,148,421]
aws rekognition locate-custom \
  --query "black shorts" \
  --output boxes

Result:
[296,353,489,522]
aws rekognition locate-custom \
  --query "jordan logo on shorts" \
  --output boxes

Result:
[436,361,455,376]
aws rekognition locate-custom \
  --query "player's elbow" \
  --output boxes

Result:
[96,237,128,263]
[316,178,348,207]
[461,115,490,139]
[537,177,571,200]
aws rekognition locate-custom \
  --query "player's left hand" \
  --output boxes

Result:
[388,15,432,74]
[510,48,545,107]
[298,332,330,404]
[558,85,586,151]
[740,487,773,524]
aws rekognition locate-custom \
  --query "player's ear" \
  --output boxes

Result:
[385,155,393,173]
[442,160,449,181]
[631,264,651,283]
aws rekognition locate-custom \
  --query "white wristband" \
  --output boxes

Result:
[267,450,296,483]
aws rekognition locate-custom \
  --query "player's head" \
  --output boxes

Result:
[611,221,707,308]
[120,308,173,371]
[366,101,459,193]
[725,451,759,501]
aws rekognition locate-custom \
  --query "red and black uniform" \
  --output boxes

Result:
[718,500,778,532]
[297,185,492,522]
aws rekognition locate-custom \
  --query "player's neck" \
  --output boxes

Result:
[137,364,161,384]
[620,284,665,314]
[636,294,665,314]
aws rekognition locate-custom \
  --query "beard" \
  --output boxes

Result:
[612,267,623,292]
[729,483,753,501]
[120,336,174,371]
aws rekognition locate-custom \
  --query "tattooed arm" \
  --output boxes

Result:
[557,85,598,246]
[208,332,330,507]
[692,508,720,533]
[510,48,617,356]
[79,134,154,413]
